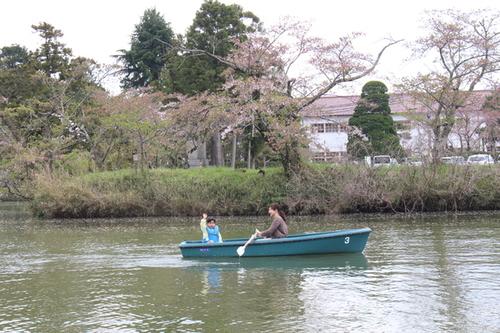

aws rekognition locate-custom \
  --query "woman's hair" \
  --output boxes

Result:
[269,203,287,223]
[207,217,216,224]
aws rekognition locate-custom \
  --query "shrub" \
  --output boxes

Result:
[31,168,287,218]
[31,165,500,218]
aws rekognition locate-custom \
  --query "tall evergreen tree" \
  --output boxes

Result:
[164,0,260,95]
[118,8,174,89]
[31,22,72,77]
[347,81,403,158]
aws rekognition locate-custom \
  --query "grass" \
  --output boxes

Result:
[31,165,500,218]
[31,167,286,218]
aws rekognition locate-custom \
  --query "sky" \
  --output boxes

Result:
[1,0,498,94]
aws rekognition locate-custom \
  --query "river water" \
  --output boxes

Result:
[0,202,499,333]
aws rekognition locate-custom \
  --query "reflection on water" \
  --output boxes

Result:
[0,204,499,332]
[186,253,368,271]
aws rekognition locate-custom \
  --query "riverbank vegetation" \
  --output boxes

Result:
[31,168,286,218]
[2,4,499,218]
[31,165,500,218]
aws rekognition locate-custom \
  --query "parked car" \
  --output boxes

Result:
[365,155,398,167]
[441,156,465,165]
[467,154,494,165]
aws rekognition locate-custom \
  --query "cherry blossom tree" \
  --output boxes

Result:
[481,87,500,157]
[400,9,500,161]
[166,18,401,176]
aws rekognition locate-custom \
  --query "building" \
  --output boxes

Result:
[302,91,496,162]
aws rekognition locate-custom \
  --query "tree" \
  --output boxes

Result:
[450,92,487,153]
[165,0,261,95]
[347,81,403,158]
[31,22,72,77]
[0,23,121,197]
[118,8,175,89]
[1,23,108,178]
[400,9,500,162]
[481,88,500,158]
[165,0,260,167]
[0,45,29,69]
[0,50,45,105]
[167,19,400,176]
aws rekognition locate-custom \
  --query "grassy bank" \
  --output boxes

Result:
[286,165,500,214]
[31,165,500,218]
[31,168,286,218]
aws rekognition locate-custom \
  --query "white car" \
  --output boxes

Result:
[365,155,398,167]
[467,154,494,165]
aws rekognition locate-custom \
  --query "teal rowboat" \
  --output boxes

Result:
[179,227,371,258]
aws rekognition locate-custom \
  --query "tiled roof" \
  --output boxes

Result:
[302,91,491,117]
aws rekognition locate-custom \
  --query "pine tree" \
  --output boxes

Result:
[163,0,260,95]
[347,81,403,158]
[118,8,174,89]
[31,22,72,77]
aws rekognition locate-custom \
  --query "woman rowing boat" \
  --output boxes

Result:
[256,203,288,239]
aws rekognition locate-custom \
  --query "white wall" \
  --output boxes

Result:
[303,114,488,157]
[302,117,349,152]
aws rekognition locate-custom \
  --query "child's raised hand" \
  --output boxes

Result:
[202,213,208,219]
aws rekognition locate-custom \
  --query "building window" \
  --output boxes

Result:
[324,123,340,132]
[311,123,325,133]
[312,151,347,163]
[311,122,342,133]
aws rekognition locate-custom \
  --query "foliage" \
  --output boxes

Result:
[31,168,286,218]
[399,9,500,161]
[118,8,175,89]
[0,45,30,69]
[347,81,403,158]
[0,23,114,198]
[31,165,500,218]
[480,88,500,158]
[166,19,400,176]
[31,22,73,77]
[286,164,500,214]
[84,90,185,170]
[163,0,261,95]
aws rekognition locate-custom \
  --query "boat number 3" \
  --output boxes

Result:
[344,237,350,244]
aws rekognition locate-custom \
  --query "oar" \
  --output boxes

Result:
[237,229,260,257]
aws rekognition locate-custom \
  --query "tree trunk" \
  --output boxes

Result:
[431,125,452,163]
[247,140,252,169]
[280,141,303,179]
[247,113,255,169]
[198,141,208,166]
[212,133,224,166]
[231,134,237,169]
[139,133,145,171]
[490,127,497,159]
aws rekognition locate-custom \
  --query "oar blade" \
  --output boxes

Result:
[237,230,259,256]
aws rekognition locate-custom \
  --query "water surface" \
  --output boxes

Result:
[0,202,499,332]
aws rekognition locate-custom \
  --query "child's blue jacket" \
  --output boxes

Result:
[206,225,222,243]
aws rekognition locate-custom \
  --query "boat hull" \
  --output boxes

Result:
[179,228,371,258]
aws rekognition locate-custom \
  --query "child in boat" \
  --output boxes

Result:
[206,217,223,243]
